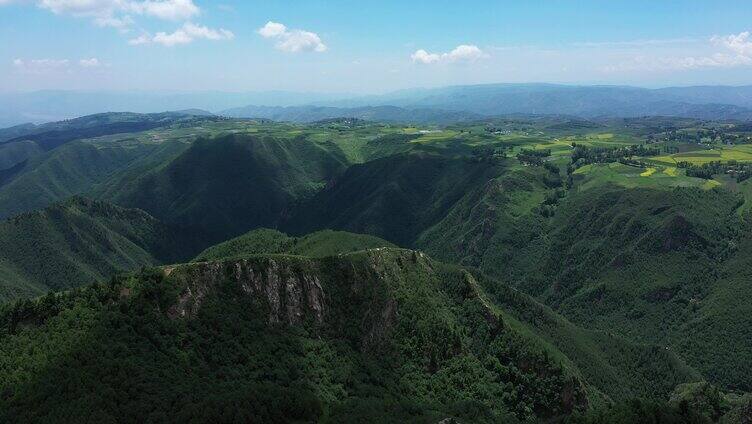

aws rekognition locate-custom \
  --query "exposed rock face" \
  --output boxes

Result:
[160,249,591,419]
[164,248,432,349]
[361,297,397,352]
[167,257,325,325]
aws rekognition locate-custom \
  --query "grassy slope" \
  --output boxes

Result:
[0,112,200,152]
[0,197,196,302]
[0,115,748,412]
[393,138,752,393]
[193,228,396,261]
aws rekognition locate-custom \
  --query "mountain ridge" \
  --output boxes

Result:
[4,84,752,128]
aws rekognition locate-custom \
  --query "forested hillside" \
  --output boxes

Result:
[102,134,348,245]
[6,0,752,420]
[0,114,751,422]
[0,197,196,302]
[0,245,715,422]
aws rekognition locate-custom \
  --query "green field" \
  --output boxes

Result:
[650,145,752,165]
[572,162,713,191]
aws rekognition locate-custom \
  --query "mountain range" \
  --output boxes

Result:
[4,84,752,128]
[0,111,751,421]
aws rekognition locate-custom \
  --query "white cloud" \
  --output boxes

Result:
[133,22,234,46]
[152,29,192,46]
[257,21,327,53]
[277,30,327,53]
[18,0,210,41]
[12,57,106,72]
[37,0,199,21]
[79,57,101,67]
[443,44,488,62]
[602,31,752,73]
[94,15,134,30]
[128,33,151,45]
[258,21,287,38]
[27,0,228,46]
[37,0,116,16]
[411,49,440,64]
[11,58,71,74]
[411,44,489,64]
[21,58,70,67]
[128,0,199,21]
[712,31,752,57]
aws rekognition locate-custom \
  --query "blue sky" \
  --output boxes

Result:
[1,0,752,93]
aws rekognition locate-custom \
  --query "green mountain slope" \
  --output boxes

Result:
[419,182,752,391]
[285,152,504,245]
[683,235,752,391]
[0,197,195,302]
[537,186,750,390]
[0,247,704,422]
[193,228,396,261]
[194,228,704,404]
[281,143,752,393]
[416,166,556,278]
[104,134,348,244]
[0,140,42,169]
[0,112,239,219]
[0,115,751,420]
[0,123,37,143]
[0,140,189,219]
[0,111,203,153]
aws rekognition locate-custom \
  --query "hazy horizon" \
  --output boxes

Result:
[4,80,752,96]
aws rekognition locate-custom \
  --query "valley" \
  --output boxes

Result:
[1,111,752,421]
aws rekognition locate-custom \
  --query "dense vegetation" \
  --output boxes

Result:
[4,243,730,422]
[570,143,660,168]
[0,250,584,422]
[1,113,752,421]
[0,197,196,303]
[678,160,752,182]
[285,152,504,246]
[0,140,189,219]
[193,228,396,261]
[195,233,705,405]
[102,134,348,245]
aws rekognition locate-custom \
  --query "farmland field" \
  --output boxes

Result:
[650,146,752,165]
[572,162,713,191]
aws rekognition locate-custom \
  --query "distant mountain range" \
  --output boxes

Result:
[312,84,752,120]
[219,104,482,124]
[3,83,752,127]
[0,90,344,127]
